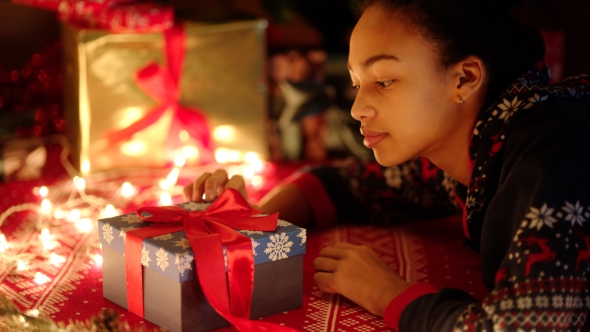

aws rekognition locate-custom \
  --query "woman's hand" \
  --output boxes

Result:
[313,242,411,317]
[182,169,248,203]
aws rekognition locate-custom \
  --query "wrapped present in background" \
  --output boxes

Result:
[62,18,269,173]
[11,0,174,32]
[98,191,306,332]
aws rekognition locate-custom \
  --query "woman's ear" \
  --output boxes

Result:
[452,56,486,104]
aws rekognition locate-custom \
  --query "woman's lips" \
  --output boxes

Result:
[361,129,388,148]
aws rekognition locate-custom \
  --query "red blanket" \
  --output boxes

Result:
[0,150,487,331]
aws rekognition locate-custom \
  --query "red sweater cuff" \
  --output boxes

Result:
[280,171,337,227]
[383,283,439,330]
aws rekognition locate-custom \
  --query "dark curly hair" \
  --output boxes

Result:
[358,0,545,106]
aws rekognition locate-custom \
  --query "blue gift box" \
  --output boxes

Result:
[98,201,306,332]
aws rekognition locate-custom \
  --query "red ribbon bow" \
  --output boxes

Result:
[105,26,214,165]
[125,189,298,331]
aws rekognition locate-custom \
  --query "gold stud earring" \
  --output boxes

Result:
[458,95,466,104]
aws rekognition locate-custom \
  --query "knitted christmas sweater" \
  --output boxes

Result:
[286,63,590,331]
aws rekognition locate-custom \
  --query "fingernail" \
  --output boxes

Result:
[216,186,223,195]
[206,189,214,201]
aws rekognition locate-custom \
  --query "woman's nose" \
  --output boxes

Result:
[350,90,375,121]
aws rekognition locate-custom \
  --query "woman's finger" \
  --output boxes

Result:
[224,175,247,198]
[204,169,229,201]
[313,272,337,293]
[319,245,351,260]
[184,172,212,202]
[182,183,194,201]
[313,256,339,272]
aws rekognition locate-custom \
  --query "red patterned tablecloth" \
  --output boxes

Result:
[0,147,488,331]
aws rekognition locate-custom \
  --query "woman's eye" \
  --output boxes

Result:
[376,80,394,87]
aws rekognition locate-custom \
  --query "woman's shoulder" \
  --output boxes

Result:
[510,97,590,139]
[504,98,590,170]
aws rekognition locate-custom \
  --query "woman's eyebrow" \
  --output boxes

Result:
[347,54,400,72]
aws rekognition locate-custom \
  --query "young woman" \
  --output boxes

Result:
[184,0,590,330]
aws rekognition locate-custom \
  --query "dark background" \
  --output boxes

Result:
[1,0,589,76]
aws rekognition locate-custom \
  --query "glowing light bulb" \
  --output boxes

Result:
[49,253,66,266]
[244,152,259,164]
[100,204,118,218]
[213,125,236,142]
[17,260,27,271]
[73,176,86,191]
[81,160,90,174]
[159,179,171,191]
[174,155,186,167]
[53,209,65,219]
[39,228,51,242]
[39,186,48,197]
[68,209,81,222]
[0,234,8,253]
[244,152,264,171]
[242,165,255,180]
[166,168,180,186]
[40,228,56,250]
[215,148,229,163]
[227,165,241,178]
[159,192,172,206]
[227,150,241,163]
[40,199,52,214]
[94,254,103,266]
[76,218,94,233]
[26,309,40,317]
[251,175,263,187]
[182,146,199,160]
[121,182,135,197]
[34,272,51,284]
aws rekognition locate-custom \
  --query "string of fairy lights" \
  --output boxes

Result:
[0,134,267,318]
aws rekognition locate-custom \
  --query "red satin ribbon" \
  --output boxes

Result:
[124,189,299,331]
[104,26,214,165]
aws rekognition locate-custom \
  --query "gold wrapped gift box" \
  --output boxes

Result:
[62,20,268,173]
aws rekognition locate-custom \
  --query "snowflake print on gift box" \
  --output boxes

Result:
[119,226,136,241]
[277,219,290,227]
[264,233,293,261]
[174,238,191,249]
[562,201,587,227]
[526,203,558,230]
[175,252,193,277]
[297,229,307,246]
[184,202,208,211]
[141,246,151,267]
[252,240,259,256]
[121,214,143,224]
[156,248,169,271]
[153,234,173,241]
[240,230,264,236]
[102,223,114,244]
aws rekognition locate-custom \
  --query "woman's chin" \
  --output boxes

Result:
[373,149,412,167]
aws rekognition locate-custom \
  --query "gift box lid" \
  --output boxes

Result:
[98,202,307,282]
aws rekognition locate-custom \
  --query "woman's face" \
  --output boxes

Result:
[349,5,463,166]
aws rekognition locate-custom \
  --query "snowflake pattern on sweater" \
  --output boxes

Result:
[444,62,590,331]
